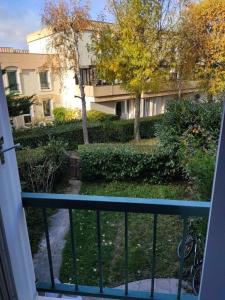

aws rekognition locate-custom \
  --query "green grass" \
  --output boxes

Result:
[60,181,195,287]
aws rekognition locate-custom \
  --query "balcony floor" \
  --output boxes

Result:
[83,278,185,300]
[39,278,191,300]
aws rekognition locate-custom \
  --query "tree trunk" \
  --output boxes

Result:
[74,41,89,144]
[177,69,182,100]
[207,92,213,102]
[134,94,141,142]
[79,82,89,144]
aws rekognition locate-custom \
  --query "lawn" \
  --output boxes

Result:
[60,181,195,287]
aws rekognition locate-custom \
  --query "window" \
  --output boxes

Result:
[39,71,50,89]
[80,68,92,85]
[24,115,31,124]
[7,70,18,92]
[43,100,51,117]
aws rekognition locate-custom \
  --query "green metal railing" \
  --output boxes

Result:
[22,192,210,300]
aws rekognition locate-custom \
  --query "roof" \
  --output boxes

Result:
[0,52,52,70]
[27,20,113,43]
[0,47,29,54]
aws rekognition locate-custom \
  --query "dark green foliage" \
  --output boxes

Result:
[7,92,35,117]
[17,140,69,254]
[17,140,69,192]
[78,143,180,182]
[156,99,222,154]
[155,99,221,199]
[14,115,161,149]
[184,150,216,200]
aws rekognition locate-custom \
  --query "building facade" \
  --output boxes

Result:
[0,24,200,128]
[0,47,62,128]
[27,26,200,120]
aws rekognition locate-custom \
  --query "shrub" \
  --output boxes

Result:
[53,107,81,123]
[156,99,222,154]
[17,140,69,192]
[14,115,161,149]
[78,143,181,182]
[87,110,119,122]
[184,150,216,200]
[17,140,69,254]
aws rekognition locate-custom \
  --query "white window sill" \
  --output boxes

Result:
[40,88,52,92]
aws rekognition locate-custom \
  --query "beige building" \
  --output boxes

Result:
[0,23,200,128]
[0,47,62,128]
[27,25,200,120]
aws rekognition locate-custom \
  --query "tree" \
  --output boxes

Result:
[6,92,34,118]
[42,0,91,144]
[179,0,225,98]
[91,0,173,142]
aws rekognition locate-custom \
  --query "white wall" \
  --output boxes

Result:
[60,70,93,110]
[91,101,116,115]
[0,70,37,300]
[28,36,56,54]
[28,31,93,67]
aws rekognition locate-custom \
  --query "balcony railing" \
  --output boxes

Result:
[22,192,210,300]
[83,81,201,100]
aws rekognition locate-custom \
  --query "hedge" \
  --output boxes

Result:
[78,143,180,182]
[183,150,215,201]
[14,115,162,149]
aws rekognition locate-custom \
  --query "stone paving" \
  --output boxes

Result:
[34,180,81,283]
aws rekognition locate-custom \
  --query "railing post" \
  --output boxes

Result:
[0,69,37,300]
[199,102,225,300]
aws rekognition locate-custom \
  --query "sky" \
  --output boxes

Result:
[0,0,108,49]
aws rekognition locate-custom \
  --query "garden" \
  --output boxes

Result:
[15,99,221,289]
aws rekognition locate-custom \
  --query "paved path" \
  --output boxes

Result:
[33,180,81,283]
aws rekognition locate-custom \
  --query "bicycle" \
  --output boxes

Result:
[177,221,204,296]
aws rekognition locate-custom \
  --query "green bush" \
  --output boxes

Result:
[87,110,119,122]
[17,140,69,254]
[14,115,161,149]
[156,99,222,155]
[53,107,81,123]
[78,143,180,182]
[17,140,69,192]
[184,150,216,200]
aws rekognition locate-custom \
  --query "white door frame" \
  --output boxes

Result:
[0,68,37,299]
[199,103,225,300]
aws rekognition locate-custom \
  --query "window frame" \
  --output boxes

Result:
[39,70,51,90]
[42,99,52,117]
[4,67,21,93]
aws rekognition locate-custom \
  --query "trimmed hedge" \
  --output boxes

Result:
[78,143,180,182]
[184,150,215,200]
[14,115,161,149]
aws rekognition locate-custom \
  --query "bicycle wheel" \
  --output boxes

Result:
[177,235,194,259]
[192,265,202,296]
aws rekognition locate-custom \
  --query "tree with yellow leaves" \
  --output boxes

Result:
[180,0,225,98]
[92,0,174,141]
[42,0,90,143]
